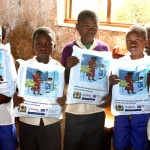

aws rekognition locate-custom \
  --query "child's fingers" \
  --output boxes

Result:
[57,96,66,107]
[97,94,112,108]
[14,99,24,106]
[109,75,120,85]
[13,93,24,106]
[66,56,79,68]
[97,100,111,108]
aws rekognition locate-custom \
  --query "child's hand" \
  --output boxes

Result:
[66,56,79,68]
[97,94,112,108]
[0,94,11,104]
[56,95,66,107]
[13,91,24,107]
[109,75,120,85]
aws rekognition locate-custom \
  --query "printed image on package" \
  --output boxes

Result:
[119,69,147,95]
[24,67,58,98]
[0,52,5,84]
[80,54,110,83]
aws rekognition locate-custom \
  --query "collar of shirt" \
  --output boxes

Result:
[32,56,52,64]
[121,51,148,60]
[31,56,61,66]
[76,37,97,50]
[32,56,61,66]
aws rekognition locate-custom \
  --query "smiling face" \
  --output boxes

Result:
[76,17,98,45]
[126,31,147,59]
[32,32,55,64]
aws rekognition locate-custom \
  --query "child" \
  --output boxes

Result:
[138,76,144,91]
[45,77,53,93]
[110,24,150,150]
[31,70,42,95]
[99,64,105,79]
[124,72,135,94]
[61,10,110,150]
[86,56,97,81]
[0,26,18,150]
[14,26,66,150]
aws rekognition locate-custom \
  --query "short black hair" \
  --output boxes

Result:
[127,72,133,75]
[91,56,97,60]
[77,10,99,24]
[32,26,55,43]
[126,24,147,40]
[36,70,42,74]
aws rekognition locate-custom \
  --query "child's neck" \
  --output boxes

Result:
[81,39,94,45]
[130,54,144,60]
[36,57,50,64]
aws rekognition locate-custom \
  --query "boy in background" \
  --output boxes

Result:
[61,10,110,150]
[110,24,150,150]
[0,26,18,150]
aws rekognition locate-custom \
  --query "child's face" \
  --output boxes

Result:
[32,33,55,63]
[35,72,41,78]
[76,17,98,44]
[126,31,147,59]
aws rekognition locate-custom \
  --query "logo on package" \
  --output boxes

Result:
[18,104,27,113]
[116,104,124,111]
[73,91,81,99]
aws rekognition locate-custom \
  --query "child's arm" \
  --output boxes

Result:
[56,95,66,107]
[97,94,112,108]
[0,94,11,104]
[65,56,79,84]
[13,90,24,107]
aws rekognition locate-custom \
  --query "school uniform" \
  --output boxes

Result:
[61,38,110,150]
[113,53,150,150]
[19,56,62,150]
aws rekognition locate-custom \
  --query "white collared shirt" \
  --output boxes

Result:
[120,51,148,60]
[20,56,61,126]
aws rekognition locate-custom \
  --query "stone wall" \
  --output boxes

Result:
[0,0,126,62]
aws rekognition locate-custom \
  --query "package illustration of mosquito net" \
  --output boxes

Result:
[14,59,65,118]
